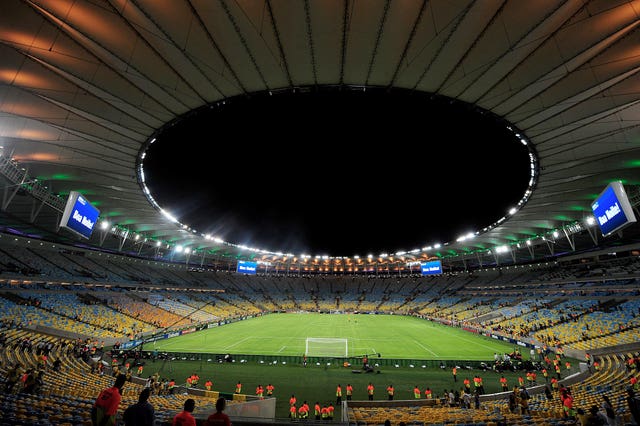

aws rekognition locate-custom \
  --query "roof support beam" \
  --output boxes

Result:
[265,0,293,87]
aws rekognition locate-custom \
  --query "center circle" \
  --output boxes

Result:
[141,87,533,256]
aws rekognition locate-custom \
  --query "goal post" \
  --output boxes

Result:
[305,337,348,358]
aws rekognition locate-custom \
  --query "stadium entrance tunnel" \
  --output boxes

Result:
[139,86,535,256]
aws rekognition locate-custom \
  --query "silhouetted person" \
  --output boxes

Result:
[123,387,154,426]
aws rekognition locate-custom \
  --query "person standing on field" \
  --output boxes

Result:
[367,383,374,400]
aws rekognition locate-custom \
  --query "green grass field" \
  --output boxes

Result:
[151,313,517,360]
[135,313,580,420]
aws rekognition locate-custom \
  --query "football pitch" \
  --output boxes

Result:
[151,313,517,360]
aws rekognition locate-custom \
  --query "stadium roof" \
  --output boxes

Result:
[1,0,640,271]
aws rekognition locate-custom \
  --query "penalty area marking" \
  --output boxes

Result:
[452,333,500,352]
[277,346,286,353]
[414,340,439,357]
[223,336,251,350]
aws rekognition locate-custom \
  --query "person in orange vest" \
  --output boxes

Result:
[550,377,558,392]
[565,361,571,371]
[386,384,394,400]
[413,385,421,399]
[168,378,176,395]
[137,364,143,376]
[477,376,484,394]
[205,380,212,391]
[425,387,432,399]
[266,383,274,397]
[500,376,508,392]
[321,404,329,420]
[367,382,374,400]
[531,371,537,385]
[346,384,353,401]
[327,402,334,420]
[452,366,457,382]
[235,381,242,394]
[463,377,471,391]
[298,403,307,419]
[542,368,548,382]
[256,384,264,399]
[125,362,130,372]
[336,384,342,404]
[593,360,600,371]
[518,376,524,387]
[186,376,192,388]
[289,394,297,406]
[631,375,639,390]
[314,401,321,420]
[289,404,296,419]
[555,364,562,379]
[473,376,481,392]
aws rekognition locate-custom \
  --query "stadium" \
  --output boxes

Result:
[1,1,640,425]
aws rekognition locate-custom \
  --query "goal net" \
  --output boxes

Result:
[305,337,348,358]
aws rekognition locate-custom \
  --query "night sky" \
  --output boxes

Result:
[143,88,531,256]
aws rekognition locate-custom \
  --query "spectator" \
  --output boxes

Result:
[123,388,154,426]
[173,398,196,426]
[4,363,20,393]
[627,388,640,426]
[204,397,232,426]
[92,374,127,426]
[600,394,615,426]
[583,405,605,426]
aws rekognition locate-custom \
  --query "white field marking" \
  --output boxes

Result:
[453,333,500,352]
[277,346,286,353]
[223,336,252,350]
[414,340,439,357]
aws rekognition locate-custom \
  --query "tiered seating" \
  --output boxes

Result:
[0,329,235,425]
[533,300,640,347]
[482,354,638,424]
[349,404,525,425]
[484,299,597,340]
[28,292,141,337]
[105,293,193,328]
[146,294,216,323]
[417,296,462,317]
[347,353,638,425]
[0,296,121,338]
